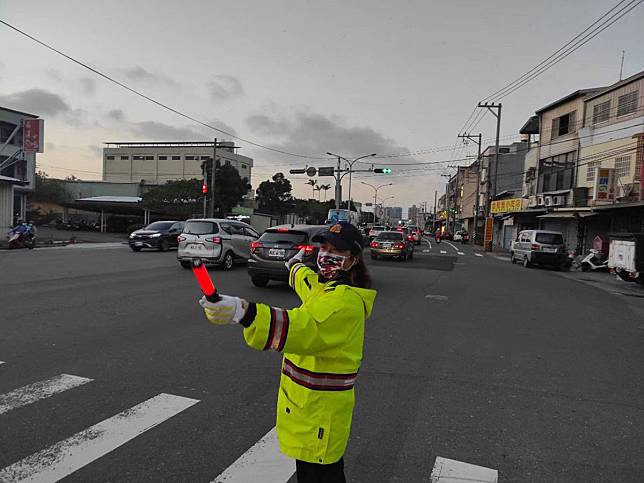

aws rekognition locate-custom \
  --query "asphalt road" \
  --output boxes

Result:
[1,240,643,482]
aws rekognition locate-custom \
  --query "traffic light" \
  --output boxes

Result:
[373,168,392,174]
[202,182,208,195]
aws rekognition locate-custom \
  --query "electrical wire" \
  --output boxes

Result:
[0,18,326,160]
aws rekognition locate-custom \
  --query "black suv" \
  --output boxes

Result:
[128,221,184,252]
[247,225,326,287]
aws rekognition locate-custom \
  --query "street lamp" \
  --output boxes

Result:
[326,152,377,210]
[361,181,392,223]
[376,195,395,225]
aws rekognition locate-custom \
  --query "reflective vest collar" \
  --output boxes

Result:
[282,358,358,391]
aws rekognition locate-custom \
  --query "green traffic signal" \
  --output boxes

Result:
[374,168,392,174]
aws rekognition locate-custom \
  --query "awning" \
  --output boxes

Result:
[538,212,597,219]
[0,174,27,185]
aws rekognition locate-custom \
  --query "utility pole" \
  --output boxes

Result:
[334,156,342,209]
[477,103,501,251]
[209,137,217,217]
[458,132,482,239]
[433,190,437,231]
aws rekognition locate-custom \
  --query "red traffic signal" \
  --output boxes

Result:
[202,183,208,195]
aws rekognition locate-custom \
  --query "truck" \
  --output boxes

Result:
[608,233,644,286]
[326,209,359,227]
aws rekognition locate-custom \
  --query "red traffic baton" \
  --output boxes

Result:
[191,258,220,302]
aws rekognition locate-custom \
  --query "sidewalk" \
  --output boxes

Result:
[1,226,128,249]
[559,269,644,298]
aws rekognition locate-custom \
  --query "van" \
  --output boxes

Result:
[510,230,567,269]
[177,218,259,270]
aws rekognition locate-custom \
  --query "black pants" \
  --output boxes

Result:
[296,458,346,483]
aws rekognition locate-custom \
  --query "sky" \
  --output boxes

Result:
[1,0,643,215]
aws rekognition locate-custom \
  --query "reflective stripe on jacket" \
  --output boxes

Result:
[243,262,377,464]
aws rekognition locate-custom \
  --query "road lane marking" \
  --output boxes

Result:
[0,374,93,415]
[445,241,461,253]
[425,294,448,302]
[0,361,4,366]
[213,426,295,483]
[430,456,498,482]
[457,252,465,256]
[440,250,447,254]
[475,253,483,257]
[423,249,430,253]
[0,393,199,482]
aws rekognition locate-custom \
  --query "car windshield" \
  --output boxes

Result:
[377,232,403,241]
[183,221,218,235]
[260,231,307,244]
[144,222,174,231]
[407,226,417,231]
[536,233,564,245]
[372,226,385,231]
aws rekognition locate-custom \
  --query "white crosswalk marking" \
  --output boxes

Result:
[440,250,447,254]
[0,393,199,483]
[0,361,4,366]
[475,253,483,257]
[0,374,92,415]
[430,456,498,482]
[457,252,465,256]
[213,426,294,482]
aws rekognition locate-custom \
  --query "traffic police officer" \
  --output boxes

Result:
[199,223,376,482]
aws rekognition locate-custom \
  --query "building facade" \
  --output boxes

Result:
[102,141,253,186]
[0,107,39,229]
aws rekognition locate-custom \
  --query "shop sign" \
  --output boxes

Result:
[490,198,524,214]
[593,167,615,202]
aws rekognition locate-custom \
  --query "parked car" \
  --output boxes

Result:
[510,230,568,269]
[128,221,184,252]
[177,218,259,270]
[247,224,326,287]
[368,225,385,241]
[370,231,414,261]
[406,225,422,245]
[453,230,464,242]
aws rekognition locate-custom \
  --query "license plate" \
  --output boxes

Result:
[188,243,205,251]
[268,248,286,258]
[542,247,556,253]
[383,243,392,248]
[135,242,143,247]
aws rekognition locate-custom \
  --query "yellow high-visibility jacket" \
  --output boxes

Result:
[240,262,377,464]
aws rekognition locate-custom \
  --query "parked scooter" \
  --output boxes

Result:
[580,248,608,272]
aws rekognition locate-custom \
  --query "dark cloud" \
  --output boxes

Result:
[107,109,125,121]
[79,77,96,95]
[0,89,70,117]
[208,75,244,101]
[122,66,179,87]
[205,119,237,137]
[246,115,288,136]
[130,121,204,140]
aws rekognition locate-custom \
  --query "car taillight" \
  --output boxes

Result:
[294,244,315,256]
[250,240,263,253]
[370,241,378,248]
[177,235,186,242]
[205,236,222,244]
[407,235,414,240]
[277,227,289,232]
[394,243,405,249]
[531,243,539,251]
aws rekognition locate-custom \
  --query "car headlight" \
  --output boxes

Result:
[129,234,135,238]
[149,233,162,238]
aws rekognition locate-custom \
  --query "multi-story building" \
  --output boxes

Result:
[102,141,253,186]
[457,161,480,234]
[408,204,419,224]
[0,107,39,230]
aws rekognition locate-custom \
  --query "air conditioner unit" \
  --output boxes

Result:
[553,195,566,206]
[544,195,553,207]
[528,196,537,207]
[536,195,545,206]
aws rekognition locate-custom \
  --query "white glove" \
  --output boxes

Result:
[199,295,246,325]
[285,248,307,270]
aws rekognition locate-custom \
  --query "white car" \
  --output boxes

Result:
[453,231,464,241]
[368,225,385,241]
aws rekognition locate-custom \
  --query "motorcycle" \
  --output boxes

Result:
[461,232,470,244]
[579,248,608,272]
[435,234,442,244]
[7,231,36,249]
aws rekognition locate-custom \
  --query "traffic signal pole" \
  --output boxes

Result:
[209,137,217,218]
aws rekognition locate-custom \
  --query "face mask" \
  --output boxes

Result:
[317,251,353,278]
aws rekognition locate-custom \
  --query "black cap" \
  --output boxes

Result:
[312,223,364,254]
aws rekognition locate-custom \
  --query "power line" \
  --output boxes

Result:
[0,18,325,160]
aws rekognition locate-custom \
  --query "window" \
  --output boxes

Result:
[592,100,610,124]
[200,156,210,161]
[120,155,129,160]
[183,221,218,235]
[133,155,145,160]
[158,156,168,161]
[499,147,510,154]
[244,227,259,238]
[551,111,576,138]
[0,121,18,144]
[259,231,307,244]
[535,233,563,245]
[106,155,115,160]
[241,164,248,169]
[617,91,638,117]
[615,155,631,178]
[586,160,601,182]
[538,152,575,192]
[172,156,181,160]
[185,156,196,160]
[225,160,231,166]
[144,155,154,160]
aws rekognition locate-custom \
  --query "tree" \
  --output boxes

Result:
[213,162,249,215]
[256,173,293,214]
[30,170,69,203]
[314,184,322,200]
[142,179,203,218]
[306,179,317,198]
[319,184,331,201]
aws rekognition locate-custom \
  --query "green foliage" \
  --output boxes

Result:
[256,172,293,214]
[142,179,202,218]
[212,163,249,215]
[30,170,70,203]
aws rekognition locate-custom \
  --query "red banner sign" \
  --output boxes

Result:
[22,119,44,153]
